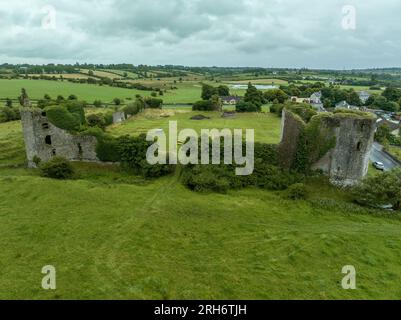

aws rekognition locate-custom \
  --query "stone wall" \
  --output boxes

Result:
[279,108,376,186]
[278,109,305,169]
[21,108,98,168]
[113,111,126,124]
[312,114,376,186]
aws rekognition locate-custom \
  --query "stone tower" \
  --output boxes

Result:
[279,108,376,186]
[20,108,99,168]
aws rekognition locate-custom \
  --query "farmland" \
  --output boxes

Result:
[1,113,401,299]
[1,65,401,300]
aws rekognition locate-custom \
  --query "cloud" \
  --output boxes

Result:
[0,0,400,68]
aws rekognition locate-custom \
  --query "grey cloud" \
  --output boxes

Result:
[0,0,400,68]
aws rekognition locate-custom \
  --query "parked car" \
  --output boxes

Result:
[373,161,385,171]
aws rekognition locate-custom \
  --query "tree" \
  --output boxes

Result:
[383,101,400,112]
[353,169,401,210]
[56,95,65,104]
[113,98,122,106]
[347,90,362,106]
[375,124,392,144]
[5,98,12,108]
[68,94,78,100]
[210,94,223,112]
[382,87,401,102]
[372,96,388,110]
[217,85,230,97]
[192,100,215,111]
[201,84,217,100]
[264,89,288,104]
[244,83,265,108]
[236,100,260,113]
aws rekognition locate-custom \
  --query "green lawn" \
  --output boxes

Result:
[108,109,280,144]
[0,79,203,105]
[2,116,401,299]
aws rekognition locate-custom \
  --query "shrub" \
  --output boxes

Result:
[286,183,308,200]
[123,101,143,116]
[181,165,231,193]
[87,114,106,129]
[39,157,75,179]
[65,101,86,124]
[96,136,121,162]
[45,106,82,132]
[33,155,42,166]
[93,100,103,108]
[118,134,175,178]
[192,100,215,111]
[113,98,122,105]
[145,97,163,109]
[352,168,401,210]
[236,101,261,113]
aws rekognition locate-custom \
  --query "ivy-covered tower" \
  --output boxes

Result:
[279,107,376,186]
[20,108,98,168]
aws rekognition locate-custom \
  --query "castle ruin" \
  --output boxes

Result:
[279,108,376,186]
[20,108,98,168]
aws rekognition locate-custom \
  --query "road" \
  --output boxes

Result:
[370,142,400,171]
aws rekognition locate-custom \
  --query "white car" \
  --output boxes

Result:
[373,161,385,171]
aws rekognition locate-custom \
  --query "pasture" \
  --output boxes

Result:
[1,115,401,299]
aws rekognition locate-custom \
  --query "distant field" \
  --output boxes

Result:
[29,73,89,80]
[104,69,139,79]
[80,69,122,80]
[0,79,153,103]
[225,78,288,85]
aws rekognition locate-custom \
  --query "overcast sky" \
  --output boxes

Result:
[0,0,400,69]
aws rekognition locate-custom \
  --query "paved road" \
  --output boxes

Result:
[370,142,400,171]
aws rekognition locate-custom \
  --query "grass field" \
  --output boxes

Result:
[109,109,279,144]
[1,115,401,299]
[0,79,204,104]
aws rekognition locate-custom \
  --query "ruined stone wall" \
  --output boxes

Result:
[113,111,126,124]
[312,114,376,186]
[278,109,305,169]
[21,108,98,168]
[279,108,376,186]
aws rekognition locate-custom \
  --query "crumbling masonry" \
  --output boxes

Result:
[279,108,376,186]
[21,108,98,168]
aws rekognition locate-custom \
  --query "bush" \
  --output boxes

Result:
[93,100,103,108]
[236,101,261,113]
[118,134,175,178]
[192,100,215,111]
[39,157,75,179]
[113,98,122,105]
[145,97,163,109]
[45,106,82,132]
[87,114,106,129]
[96,136,121,162]
[181,165,231,193]
[123,101,143,116]
[286,183,308,200]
